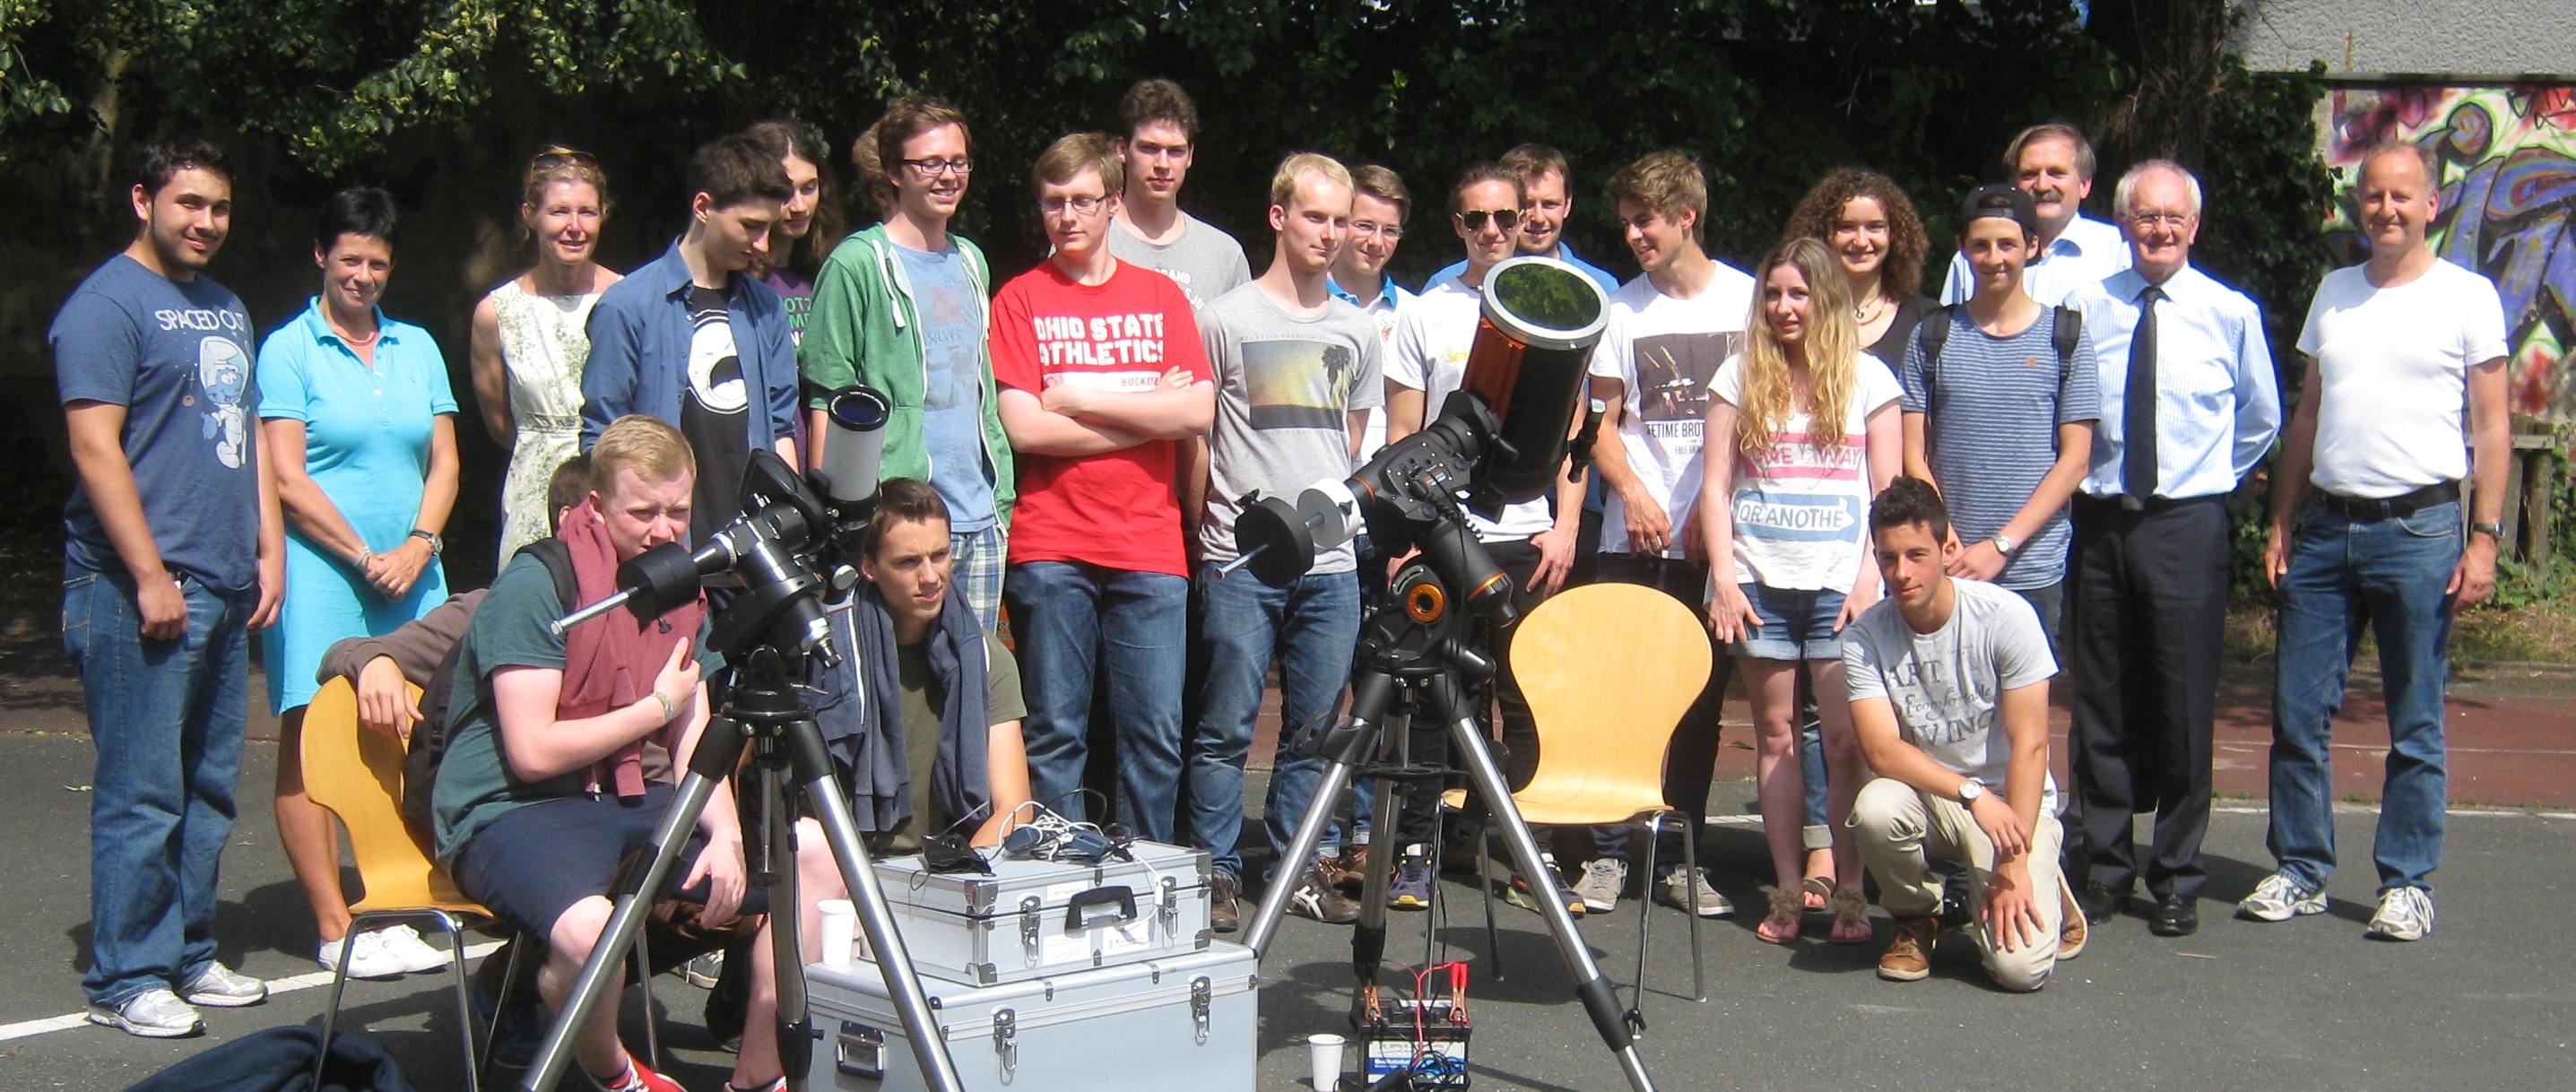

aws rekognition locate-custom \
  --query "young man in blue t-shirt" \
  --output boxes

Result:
[1899,184,2100,644]
[54,138,284,1037]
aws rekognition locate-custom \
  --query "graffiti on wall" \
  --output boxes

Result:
[2320,82,2576,422]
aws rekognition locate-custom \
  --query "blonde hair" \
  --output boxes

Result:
[589,415,696,498]
[1736,238,1862,466]
[1269,152,1352,211]
[1605,150,1707,244]
[1032,132,1123,198]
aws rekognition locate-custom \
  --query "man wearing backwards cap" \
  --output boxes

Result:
[1898,185,2100,648]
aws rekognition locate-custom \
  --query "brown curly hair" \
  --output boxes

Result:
[1779,168,1930,299]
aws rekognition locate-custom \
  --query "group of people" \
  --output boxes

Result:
[55,69,2505,1084]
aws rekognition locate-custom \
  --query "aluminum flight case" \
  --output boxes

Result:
[872,839,1212,985]
[804,941,1258,1092]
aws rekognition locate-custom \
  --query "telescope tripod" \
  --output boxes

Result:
[1240,559,1661,1092]
[520,650,964,1092]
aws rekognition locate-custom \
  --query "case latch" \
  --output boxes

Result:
[1018,895,1044,966]
[993,1007,1019,1074]
[1190,975,1213,1044]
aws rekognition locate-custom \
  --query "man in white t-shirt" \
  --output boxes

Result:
[1937,123,2129,307]
[1845,477,2065,992]
[2242,142,2510,942]
[1380,161,1589,915]
[1574,150,1756,918]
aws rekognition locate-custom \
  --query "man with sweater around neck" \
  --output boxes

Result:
[991,132,1215,838]
[1180,152,1384,929]
[1107,78,1251,311]
[802,95,1015,630]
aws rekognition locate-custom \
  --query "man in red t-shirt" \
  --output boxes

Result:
[990,132,1213,838]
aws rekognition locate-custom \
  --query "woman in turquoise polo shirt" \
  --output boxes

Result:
[258,186,460,980]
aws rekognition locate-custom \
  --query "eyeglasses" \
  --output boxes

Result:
[1040,195,1107,215]
[1456,208,1520,233]
[532,147,598,169]
[2124,212,2194,228]
[1351,221,1405,240]
[901,157,975,178]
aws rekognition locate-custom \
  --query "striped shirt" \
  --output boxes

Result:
[1899,312,2101,589]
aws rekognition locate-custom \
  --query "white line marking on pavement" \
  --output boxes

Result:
[0,940,504,1044]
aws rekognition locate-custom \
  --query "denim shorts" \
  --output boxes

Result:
[1732,582,1847,662]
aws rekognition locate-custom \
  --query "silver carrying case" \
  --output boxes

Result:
[806,941,1258,1092]
[872,838,1213,985]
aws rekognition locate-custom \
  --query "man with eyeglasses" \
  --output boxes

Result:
[2060,160,2279,940]
[1378,161,1591,914]
[1427,144,1620,292]
[802,95,1015,630]
[1106,78,1250,311]
[989,131,1214,840]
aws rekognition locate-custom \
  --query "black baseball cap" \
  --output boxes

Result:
[1958,183,2038,237]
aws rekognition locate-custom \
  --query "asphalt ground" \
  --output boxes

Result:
[2,724,2571,1091]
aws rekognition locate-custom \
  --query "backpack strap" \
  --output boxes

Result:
[1916,304,1959,415]
[2050,304,2082,385]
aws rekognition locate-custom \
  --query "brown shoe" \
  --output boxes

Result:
[1324,845,1371,896]
[1878,914,1937,981]
[2058,884,2088,960]
[1210,872,1242,934]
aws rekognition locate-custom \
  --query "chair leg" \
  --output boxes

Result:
[1635,815,1660,1026]
[485,933,530,1078]
[1477,816,1502,983]
[428,911,483,1092]
[1680,811,1706,1003]
[633,928,658,1066]
[313,925,363,1092]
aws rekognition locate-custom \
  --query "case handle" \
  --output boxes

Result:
[1062,885,1139,932]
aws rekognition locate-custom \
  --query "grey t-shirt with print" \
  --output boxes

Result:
[1194,283,1384,574]
[1843,576,2060,813]
[1109,213,1252,311]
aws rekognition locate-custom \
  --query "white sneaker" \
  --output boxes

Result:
[2366,887,2435,941]
[1572,858,1629,914]
[178,961,267,1008]
[374,924,455,975]
[2237,872,2328,923]
[1656,866,1736,918]
[87,986,203,1038]
[317,929,412,980]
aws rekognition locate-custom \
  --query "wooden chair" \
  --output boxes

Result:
[1446,581,1713,1012]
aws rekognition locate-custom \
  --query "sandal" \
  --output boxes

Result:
[1756,888,1803,944]
[1800,876,1833,914]
[1827,888,1874,945]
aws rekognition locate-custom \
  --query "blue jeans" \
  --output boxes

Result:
[2268,500,2460,893]
[65,566,256,1006]
[1004,561,1189,840]
[1186,565,1361,881]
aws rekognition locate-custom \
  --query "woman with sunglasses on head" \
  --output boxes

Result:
[1770,169,1939,911]
[260,186,462,979]
[1700,238,1904,947]
[468,147,621,564]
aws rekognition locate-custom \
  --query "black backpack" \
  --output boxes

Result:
[1914,302,2083,414]
[397,538,580,854]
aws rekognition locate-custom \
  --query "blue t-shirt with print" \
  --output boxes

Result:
[51,255,264,590]
[897,243,996,533]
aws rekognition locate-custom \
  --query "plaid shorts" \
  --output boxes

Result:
[953,523,1006,633]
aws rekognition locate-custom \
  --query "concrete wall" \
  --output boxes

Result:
[2233,0,2571,76]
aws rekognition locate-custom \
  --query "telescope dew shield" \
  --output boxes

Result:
[1460,256,1611,505]
[817,386,893,511]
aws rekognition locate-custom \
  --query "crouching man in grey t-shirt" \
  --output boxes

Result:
[1844,476,2069,991]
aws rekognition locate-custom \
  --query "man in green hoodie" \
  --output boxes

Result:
[802,95,1015,630]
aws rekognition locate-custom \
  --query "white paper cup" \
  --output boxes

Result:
[818,898,857,967]
[1307,1032,1346,1090]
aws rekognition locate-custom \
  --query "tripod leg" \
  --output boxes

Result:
[1432,675,1659,1092]
[523,769,727,1092]
[781,722,966,1092]
[754,759,809,1089]
[1245,670,1394,959]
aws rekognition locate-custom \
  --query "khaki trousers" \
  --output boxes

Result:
[1852,776,2063,992]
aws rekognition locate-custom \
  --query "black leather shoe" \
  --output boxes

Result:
[2148,894,2199,937]
[2076,883,2128,925]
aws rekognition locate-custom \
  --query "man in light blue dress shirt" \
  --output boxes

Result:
[2061,160,2280,939]
[1939,123,2131,307]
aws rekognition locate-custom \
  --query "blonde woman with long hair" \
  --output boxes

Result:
[1699,237,1904,945]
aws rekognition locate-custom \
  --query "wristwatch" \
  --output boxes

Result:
[1956,777,1986,805]
[1991,533,2019,558]
[409,528,444,556]
[2469,520,2505,542]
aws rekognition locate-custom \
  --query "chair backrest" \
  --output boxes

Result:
[300,677,483,916]
[1505,582,1714,819]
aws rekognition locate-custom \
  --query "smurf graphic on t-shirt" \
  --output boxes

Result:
[197,335,250,468]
